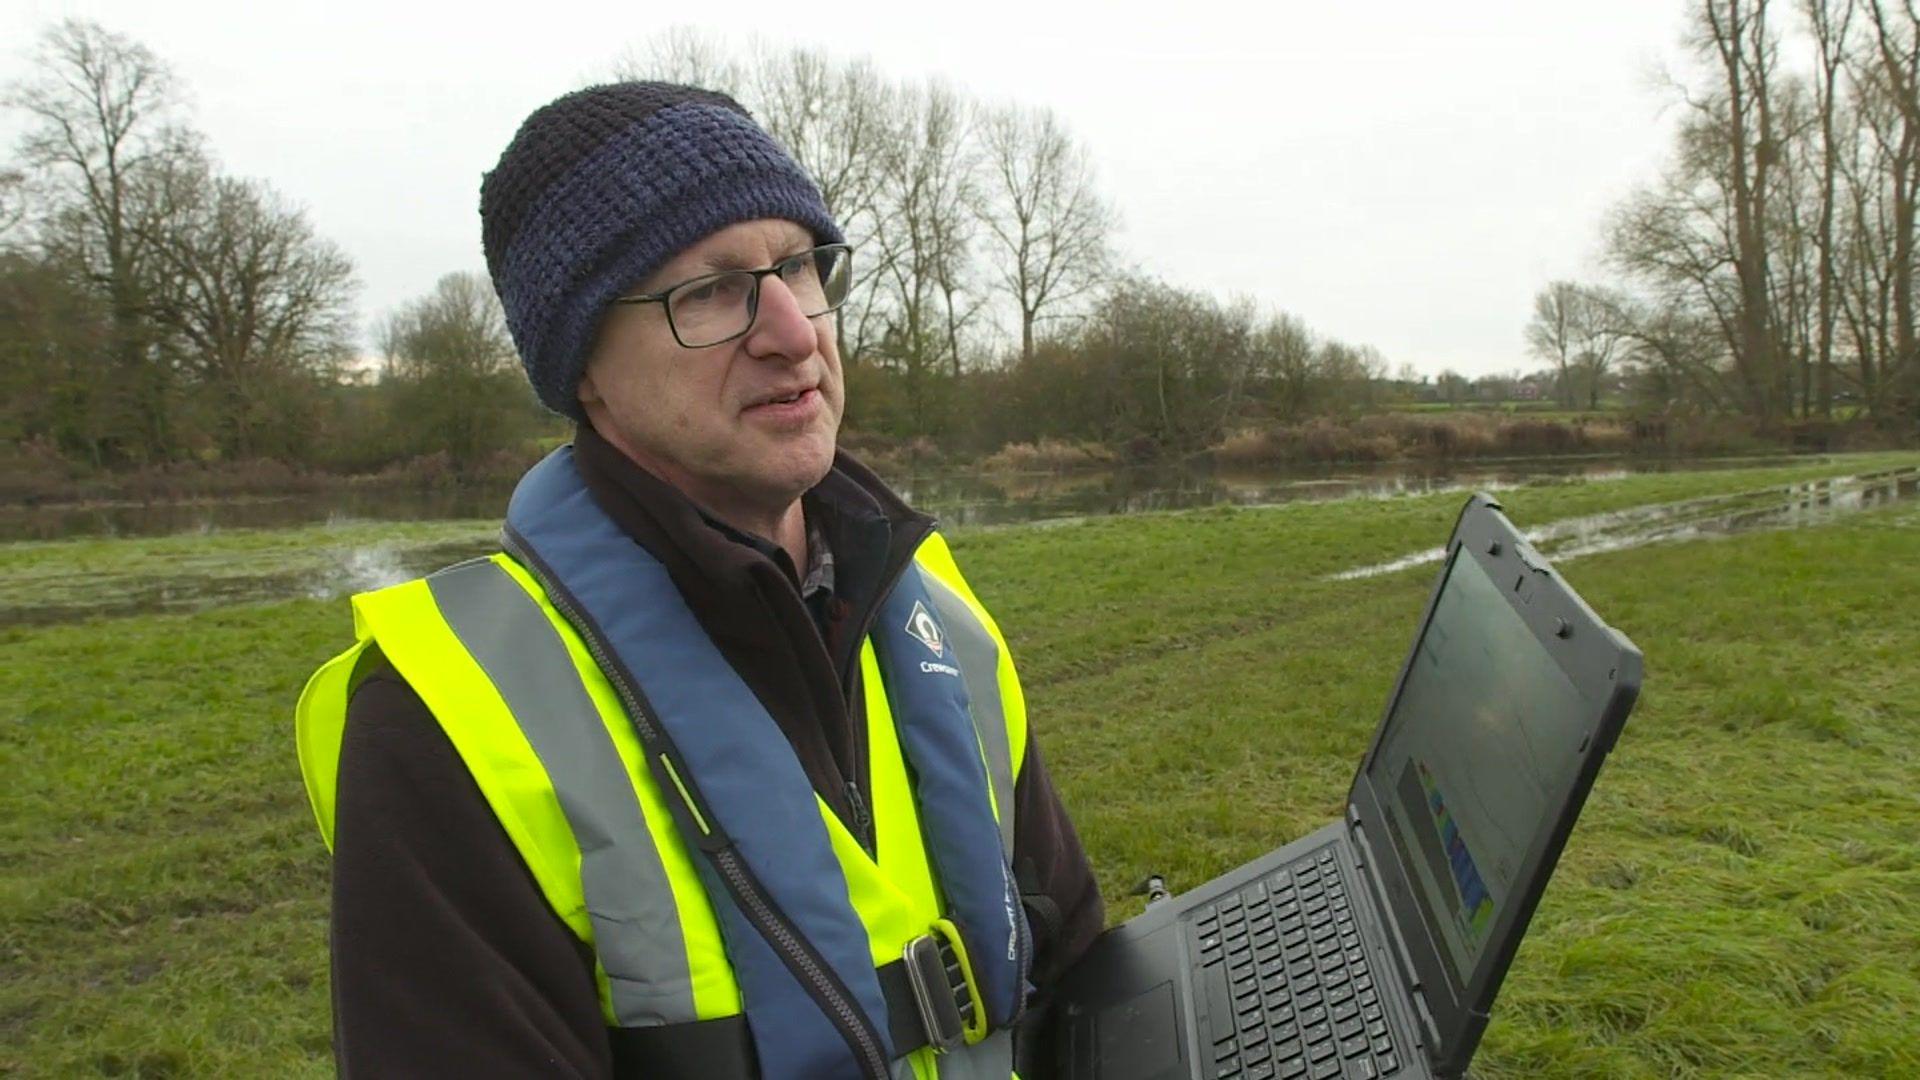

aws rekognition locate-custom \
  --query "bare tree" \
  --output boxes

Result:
[5,18,201,461]
[0,167,28,243]
[1526,282,1632,409]
[1526,281,1585,407]
[1858,0,1919,418]
[1698,0,1789,416]
[139,169,358,457]
[609,26,743,96]
[1249,311,1320,420]
[868,81,980,428]
[975,103,1114,364]
[1806,0,1859,416]
[378,271,527,465]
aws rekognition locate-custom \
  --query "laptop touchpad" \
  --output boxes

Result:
[1094,980,1183,1080]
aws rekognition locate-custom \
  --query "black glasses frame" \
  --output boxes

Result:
[609,243,854,349]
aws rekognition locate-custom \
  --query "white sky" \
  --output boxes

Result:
[2,0,1697,379]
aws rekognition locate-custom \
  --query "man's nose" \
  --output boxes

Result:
[744,276,819,361]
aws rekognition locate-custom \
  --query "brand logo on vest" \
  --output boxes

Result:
[906,600,945,657]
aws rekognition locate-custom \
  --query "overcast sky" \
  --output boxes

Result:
[3,0,1699,379]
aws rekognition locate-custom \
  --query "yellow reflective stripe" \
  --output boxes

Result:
[833,642,943,967]
[349,576,595,939]
[658,754,712,836]
[294,638,373,851]
[489,556,742,1022]
[913,533,1030,778]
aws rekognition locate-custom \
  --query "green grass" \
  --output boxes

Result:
[3,452,1916,1076]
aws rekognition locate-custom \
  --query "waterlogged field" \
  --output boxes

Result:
[3,452,1917,1077]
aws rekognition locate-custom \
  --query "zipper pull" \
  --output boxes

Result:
[845,781,872,841]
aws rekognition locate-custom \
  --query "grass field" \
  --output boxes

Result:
[4,453,1917,1077]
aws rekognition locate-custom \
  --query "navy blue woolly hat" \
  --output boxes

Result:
[480,82,843,419]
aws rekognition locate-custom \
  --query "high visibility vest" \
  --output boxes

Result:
[296,450,1033,1080]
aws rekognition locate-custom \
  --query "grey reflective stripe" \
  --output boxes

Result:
[919,569,1017,854]
[936,1029,1014,1080]
[427,559,698,1027]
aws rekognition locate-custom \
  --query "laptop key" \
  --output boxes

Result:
[1207,962,1235,1031]
[1303,1023,1333,1048]
[1341,1035,1370,1059]
[1378,1053,1398,1074]
[1310,1055,1342,1079]
[1245,1063,1275,1080]
[1335,1018,1364,1043]
[1277,1055,1307,1079]
[1347,1059,1377,1080]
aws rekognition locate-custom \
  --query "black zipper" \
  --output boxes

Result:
[503,527,892,1079]
[836,516,936,855]
[844,780,872,840]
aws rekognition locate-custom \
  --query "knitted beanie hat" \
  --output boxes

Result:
[480,82,844,418]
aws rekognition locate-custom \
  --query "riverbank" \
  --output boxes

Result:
[10,453,1915,623]
[9,411,1910,511]
[4,456,1917,1076]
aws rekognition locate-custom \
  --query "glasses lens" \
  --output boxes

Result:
[816,246,852,313]
[774,246,854,317]
[668,271,755,347]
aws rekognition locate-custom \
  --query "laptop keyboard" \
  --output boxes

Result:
[1188,845,1403,1080]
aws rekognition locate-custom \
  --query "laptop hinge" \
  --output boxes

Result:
[1348,814,1440,1051]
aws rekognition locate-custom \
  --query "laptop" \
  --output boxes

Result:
[1048,492,1643,1080]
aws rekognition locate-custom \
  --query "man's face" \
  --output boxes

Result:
[579,219,845,519]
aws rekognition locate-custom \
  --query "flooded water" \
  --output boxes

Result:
[1330,466,1920,581]
[0,453,1801,542]
[9,454,1911,625]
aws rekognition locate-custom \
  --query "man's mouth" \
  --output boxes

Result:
[748,386,817,408]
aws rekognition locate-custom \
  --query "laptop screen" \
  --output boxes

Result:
[1361,546,1595,984]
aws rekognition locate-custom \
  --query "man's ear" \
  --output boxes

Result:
[577,365,603,407]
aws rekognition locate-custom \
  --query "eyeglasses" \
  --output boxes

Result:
[610,243,854,349]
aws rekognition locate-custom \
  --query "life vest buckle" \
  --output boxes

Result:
[903,918,987,1052]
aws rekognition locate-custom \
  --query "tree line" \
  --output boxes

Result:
[11,11,1908,484]
[2,20,370,468]
[616,30,1402,453]
[3,20,1404,478]
[1527,0,1919,428]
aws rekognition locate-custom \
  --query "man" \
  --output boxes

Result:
[294,82,1103,1078]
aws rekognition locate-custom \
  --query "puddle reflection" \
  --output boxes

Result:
[1330,467,1919,581]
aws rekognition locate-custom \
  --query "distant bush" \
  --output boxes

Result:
[1,452,327,505]
[1209,412,1755,465]
[838,430,946,476]
[978,438,1119,472]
